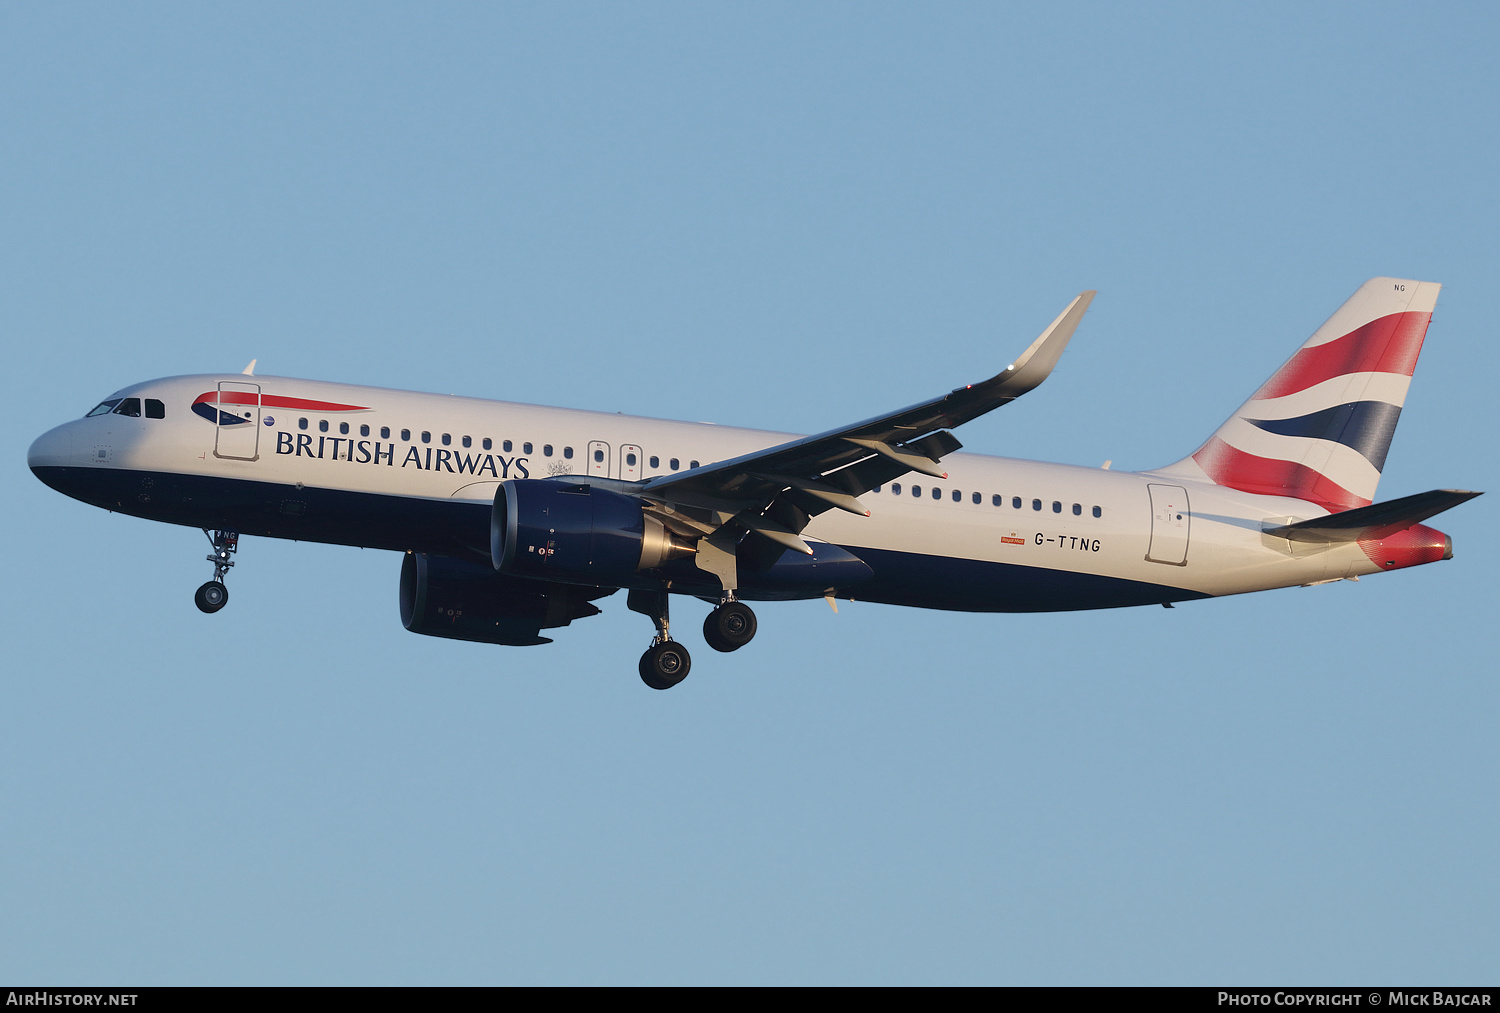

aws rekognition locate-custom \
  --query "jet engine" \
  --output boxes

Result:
[491,479,696,587]
[399,551,612,646]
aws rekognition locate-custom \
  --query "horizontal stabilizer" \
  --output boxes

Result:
[1265,488,1481,543]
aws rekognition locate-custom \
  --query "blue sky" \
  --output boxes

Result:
[3,2,1497,984]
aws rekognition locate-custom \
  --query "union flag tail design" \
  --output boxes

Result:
[1160,278,1440,512]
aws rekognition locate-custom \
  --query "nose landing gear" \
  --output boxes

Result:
[194,580,228,613]
[195,529,239,614]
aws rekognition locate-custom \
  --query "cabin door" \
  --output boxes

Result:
[1146,484,1190,565]
[213,382,261,461]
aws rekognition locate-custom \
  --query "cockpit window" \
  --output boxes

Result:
[112,398,142,417]
[86,399,121,417]
[145,399,165,419]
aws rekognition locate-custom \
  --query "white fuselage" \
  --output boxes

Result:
[29,372,1391,610]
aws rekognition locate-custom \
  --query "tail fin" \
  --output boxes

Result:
[1158,277,1440,512]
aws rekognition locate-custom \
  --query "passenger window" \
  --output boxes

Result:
[1092,506,1102,518]
[441,433,451,446]
[972,492,981,504]
[544,445,553,457]
[421,431,430,443]
[462,435,471,448]
[299,418,308,430]
[951,489,960,502]
[932,487,941,500]
[360,424,370,437]
[1032,499,1042,511]
[401,429,411,441]
[992,494,1002,506]
[912,485,921,497]
[381,427,391,439]
[873,486,882,493]
[891,483,901,495]
[1012,496,1021,509]
[86,399,122,417]
[564,446,573,459]
[1052,501,1062,513]
[594,448,604,462]
[524,442,533,454]
[1073,503,1082,516]
[319,420,329,433]
[482,438,492,450]
[690,460,699,469]
[649,456,659,468]
[112,398,141,417]
[145,399,165,419]
[338,422,348,435]
[503,440,512,452]
[626,452,637,466]
[670,458,679,470]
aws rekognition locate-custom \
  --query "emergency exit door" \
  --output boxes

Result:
[588,441,610,477]
[619,444,642,481]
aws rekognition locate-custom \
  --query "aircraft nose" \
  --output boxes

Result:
[28,422,74,472]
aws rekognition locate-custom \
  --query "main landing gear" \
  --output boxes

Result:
[628,590,760,689]
[629,589,691,690]
[195,529,239,614]
[640,640,691,691]
[703,599,757,653]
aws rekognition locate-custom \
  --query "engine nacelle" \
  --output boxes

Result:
[491,479,695,586]
[399,551,609,646]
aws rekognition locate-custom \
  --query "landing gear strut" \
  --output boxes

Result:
[703,598,757,653]
[195,529,238,614]
[628,588,691,690]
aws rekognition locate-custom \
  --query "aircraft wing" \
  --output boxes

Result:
[637,291,1095,558]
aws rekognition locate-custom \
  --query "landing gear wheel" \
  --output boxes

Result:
[195,580,228,614]
[703,601,757,653]
[639,641,691,690]
[197,529,239,613]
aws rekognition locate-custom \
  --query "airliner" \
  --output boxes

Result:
[27,277,1478,689]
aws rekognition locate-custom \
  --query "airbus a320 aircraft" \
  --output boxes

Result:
[28,278,1478,689]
